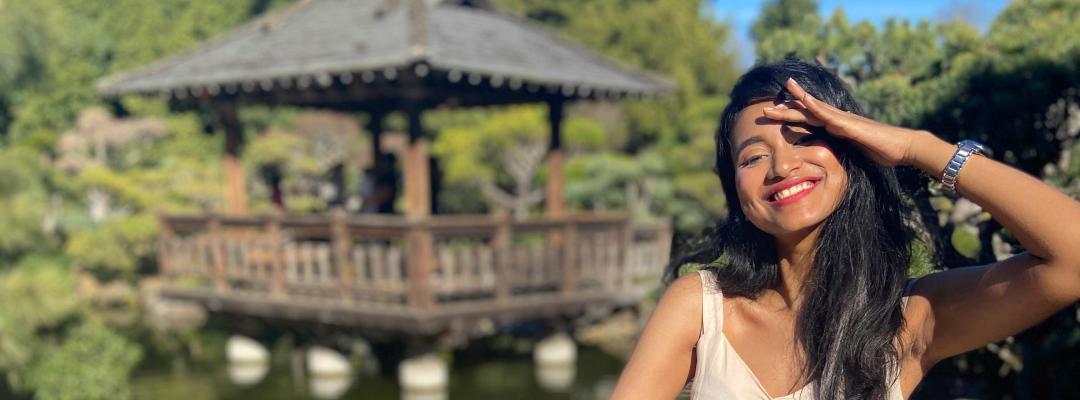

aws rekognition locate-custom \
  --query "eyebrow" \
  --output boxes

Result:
[733,124,818,158]
[734,136,766,157]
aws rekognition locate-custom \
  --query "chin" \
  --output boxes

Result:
[758,218,826,238]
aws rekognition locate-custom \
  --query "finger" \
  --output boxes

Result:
[785,78,846,122]
[762,107,824,126]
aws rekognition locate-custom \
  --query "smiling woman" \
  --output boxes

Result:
[609,58,1080,399]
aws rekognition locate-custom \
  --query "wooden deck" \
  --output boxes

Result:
[157,211,671,335]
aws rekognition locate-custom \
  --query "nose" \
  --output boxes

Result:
[768,144,802,179]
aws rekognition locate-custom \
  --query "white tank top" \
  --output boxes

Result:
[688,269,910,399]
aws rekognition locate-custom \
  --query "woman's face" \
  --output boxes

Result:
[729,101,848,238]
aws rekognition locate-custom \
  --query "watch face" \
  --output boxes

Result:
[961,140,992,158]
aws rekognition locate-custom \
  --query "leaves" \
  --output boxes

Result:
[24,321,142,400]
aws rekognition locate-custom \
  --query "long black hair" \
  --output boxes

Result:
[670,58,915,399]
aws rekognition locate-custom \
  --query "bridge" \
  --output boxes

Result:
[156,211,671,337]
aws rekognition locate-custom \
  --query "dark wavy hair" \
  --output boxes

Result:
[670,58,915,399]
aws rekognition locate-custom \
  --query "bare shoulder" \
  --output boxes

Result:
[665,272,706,306]
[649,272,705,340]
[609,272,705,398]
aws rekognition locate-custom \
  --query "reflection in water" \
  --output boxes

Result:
[399,354,448,400]
[306,346,353,399]
[535,364,576,392]
[401,388,448,400]
[132,345,624,400]
[533,333,578,392]
[227,362,270,387]
[309,375,352,400]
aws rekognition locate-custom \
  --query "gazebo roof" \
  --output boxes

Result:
[97,0,672,108]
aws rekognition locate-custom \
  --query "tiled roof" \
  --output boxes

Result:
[97,0,672,101]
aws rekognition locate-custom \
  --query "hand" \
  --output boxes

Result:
[762,78,922,167]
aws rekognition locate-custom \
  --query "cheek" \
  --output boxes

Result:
[734,169,763,210]
[802,146,848,205]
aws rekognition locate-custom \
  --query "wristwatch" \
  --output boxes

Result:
[941,139,992,196]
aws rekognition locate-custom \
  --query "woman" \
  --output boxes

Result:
[610,59,1080,399]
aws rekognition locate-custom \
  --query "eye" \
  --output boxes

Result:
[739,154,767,167]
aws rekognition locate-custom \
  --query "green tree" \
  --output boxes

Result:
[490,0,739,230]
[25,321,142,400]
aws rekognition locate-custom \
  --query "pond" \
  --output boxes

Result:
[130,343,628,400]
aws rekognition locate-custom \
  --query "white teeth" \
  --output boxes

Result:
[772,181,815,201]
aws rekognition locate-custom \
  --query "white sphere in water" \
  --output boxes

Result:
[226,335,269,365]
[533,333,577,366]
[307,346,352,377]
[398,354,449,393]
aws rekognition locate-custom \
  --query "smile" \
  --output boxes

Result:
[767,179,819,206]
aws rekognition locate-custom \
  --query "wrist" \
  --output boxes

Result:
[907,130,956,176]
[902,130,934,166]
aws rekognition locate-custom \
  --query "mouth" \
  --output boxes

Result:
[766,178,820,206]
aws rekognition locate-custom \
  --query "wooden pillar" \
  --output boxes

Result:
[208,214,228,292]
[560,217,578,298]
[402,104,435,309]
[492,210,512,304]
[331,208,353,303]
[366,111,385,162]
[546,100,565,218]
[406,225,435,310]
[617,220,634,293]
[157,213,175,284]
[267,211,286,296]
[403,105,431,219]
[218,103,248,215]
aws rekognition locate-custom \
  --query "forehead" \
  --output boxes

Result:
[729,101,783,148]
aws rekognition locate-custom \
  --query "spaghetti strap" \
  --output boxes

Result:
[696,269,723,333]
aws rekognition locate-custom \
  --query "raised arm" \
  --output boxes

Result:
[610,273,703,399]
[902,131,1080,364]
[763,78,1080,368]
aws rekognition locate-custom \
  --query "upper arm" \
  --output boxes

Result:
[916,252,1080,365]
[610,273,704,400]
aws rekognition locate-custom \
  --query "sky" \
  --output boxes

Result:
[712,0,1012,68]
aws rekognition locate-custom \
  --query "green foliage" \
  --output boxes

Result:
[25,321,142,400]
[492,0,739,230]
[950,228,981,260]
[65,214,157,277]
[434,106,549,186]
[0,256,80,374]
[0,147,53,262]
[907,239,935,278]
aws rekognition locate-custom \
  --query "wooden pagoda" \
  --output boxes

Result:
[98,0,673,335]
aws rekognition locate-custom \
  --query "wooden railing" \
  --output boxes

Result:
[157,211,671,319]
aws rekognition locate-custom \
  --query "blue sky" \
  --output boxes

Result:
[712,0,1012,68]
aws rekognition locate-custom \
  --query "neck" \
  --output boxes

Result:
[771,224,823,310]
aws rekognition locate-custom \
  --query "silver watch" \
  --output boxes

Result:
[941,139,991,196]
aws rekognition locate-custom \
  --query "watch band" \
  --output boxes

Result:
[941,139,990,196]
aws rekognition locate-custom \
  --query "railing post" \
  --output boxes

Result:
[267,211,286,297]
[208,214,228,292]
[407,220,435,310]
[618,219,634,293]
[157,213,175,284]
[331,208,353,303]
[561,215,578,298]
[492,211,512,304]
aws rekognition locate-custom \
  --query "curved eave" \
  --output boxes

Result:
[98,60,673,106]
